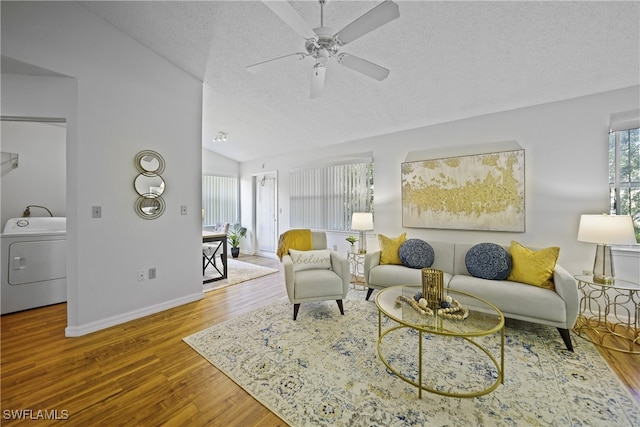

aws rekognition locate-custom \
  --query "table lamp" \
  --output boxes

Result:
[351,212,374,254]
[577,214,636,284]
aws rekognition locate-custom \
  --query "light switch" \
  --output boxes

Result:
[181,205,187,215]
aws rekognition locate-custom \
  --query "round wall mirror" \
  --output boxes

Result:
[134,150,165,175]
[134,173,165,197]
[134,150,166,219]
[134,196,165,219]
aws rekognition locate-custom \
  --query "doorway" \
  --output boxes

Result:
[254,172,278,258]
[1,117,67,314]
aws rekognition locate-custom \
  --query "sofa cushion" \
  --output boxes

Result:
[294,269,344,299]
[448,275,566,323]
[507,241,559,290]
[399,239,434,269]
[465,242,512,280]
[289,249,332,272]
[369,264,453,288]
[378,233,407,265]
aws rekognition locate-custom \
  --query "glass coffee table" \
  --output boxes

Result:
[375,285,505,398]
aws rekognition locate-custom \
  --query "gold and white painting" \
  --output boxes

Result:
[401,149,525,231]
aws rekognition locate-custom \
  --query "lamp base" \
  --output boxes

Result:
[592,244,615,285]
[358,230,367,254]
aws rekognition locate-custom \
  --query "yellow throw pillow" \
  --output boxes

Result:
[378,233,407,265]
[507,241,559,290]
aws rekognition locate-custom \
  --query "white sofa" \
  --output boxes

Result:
[364,241,579,351]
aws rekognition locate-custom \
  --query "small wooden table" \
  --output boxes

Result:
[202,231,227,283]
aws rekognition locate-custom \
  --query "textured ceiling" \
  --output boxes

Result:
[80,1,640,162]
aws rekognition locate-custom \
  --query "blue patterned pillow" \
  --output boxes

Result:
[465,243,512,280]
[399,239,434,269]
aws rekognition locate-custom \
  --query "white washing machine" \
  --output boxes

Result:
[1,217,66,314]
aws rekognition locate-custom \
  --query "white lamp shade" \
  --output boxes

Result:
[351,212,374,230]
[577,214,636,244]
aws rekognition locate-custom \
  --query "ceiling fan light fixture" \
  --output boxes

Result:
[250,0,400,98]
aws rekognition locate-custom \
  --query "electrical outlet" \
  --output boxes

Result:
[148,267,156,280]
[181,205,188,215]
[138,269,146,281]
[332,244,338,251]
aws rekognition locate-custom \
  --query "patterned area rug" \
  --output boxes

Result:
[183,291,640,426]
[203,258,278,292]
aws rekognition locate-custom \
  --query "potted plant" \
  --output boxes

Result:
[346,235,358,253]
[228,223,247,258]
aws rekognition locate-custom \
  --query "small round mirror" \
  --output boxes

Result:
[134,173,165,197]
[134,150,165,174]
[134,196,165,219]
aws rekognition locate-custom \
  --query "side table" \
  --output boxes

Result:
[573,275,639,354]
[346,252,366,290]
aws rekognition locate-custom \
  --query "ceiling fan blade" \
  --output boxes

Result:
[334,0,400,45]
[263,1,317,40]
[310,65,326,99]
[339,54,390,81]
[247,52,308,73]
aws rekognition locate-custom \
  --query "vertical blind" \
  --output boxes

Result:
[202,175,238,225]
[290,161,373,231]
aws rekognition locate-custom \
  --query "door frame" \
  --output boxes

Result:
[253,171,278,258]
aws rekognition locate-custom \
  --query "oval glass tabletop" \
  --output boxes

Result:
[375,285,504,337]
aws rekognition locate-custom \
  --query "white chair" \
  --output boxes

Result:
[280,231,350,320]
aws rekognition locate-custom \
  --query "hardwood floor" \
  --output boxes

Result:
[1,255,638,426]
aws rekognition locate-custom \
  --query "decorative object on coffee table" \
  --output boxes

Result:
[422,268,444,309]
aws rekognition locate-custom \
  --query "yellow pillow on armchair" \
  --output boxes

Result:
[507,241,559,290]
[378,233,407,265]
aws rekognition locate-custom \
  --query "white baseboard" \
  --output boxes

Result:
[64,291,204,337]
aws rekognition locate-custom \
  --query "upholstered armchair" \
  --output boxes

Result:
[280,231,350,320]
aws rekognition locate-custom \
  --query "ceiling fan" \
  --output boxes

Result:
[247,0,400,98]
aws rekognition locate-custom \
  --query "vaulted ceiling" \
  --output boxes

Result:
[81,1,639,162]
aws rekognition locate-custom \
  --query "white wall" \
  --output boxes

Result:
[2,2,204,335]
[202,148,239,176]
[1,119,66,223]
[241,86,640,281]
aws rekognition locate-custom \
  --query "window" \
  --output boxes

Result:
[202,174,238,225]
[290,159,373,231]
[609,127,640,243]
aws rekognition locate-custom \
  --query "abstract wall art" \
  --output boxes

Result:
[401,149,525,231]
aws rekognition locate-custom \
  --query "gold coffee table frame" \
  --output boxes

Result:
[375,286,505,398]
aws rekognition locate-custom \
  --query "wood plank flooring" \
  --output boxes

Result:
[1,255,638,426]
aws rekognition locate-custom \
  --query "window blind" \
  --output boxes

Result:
[290,161,373,231]
[202,175,238,225]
